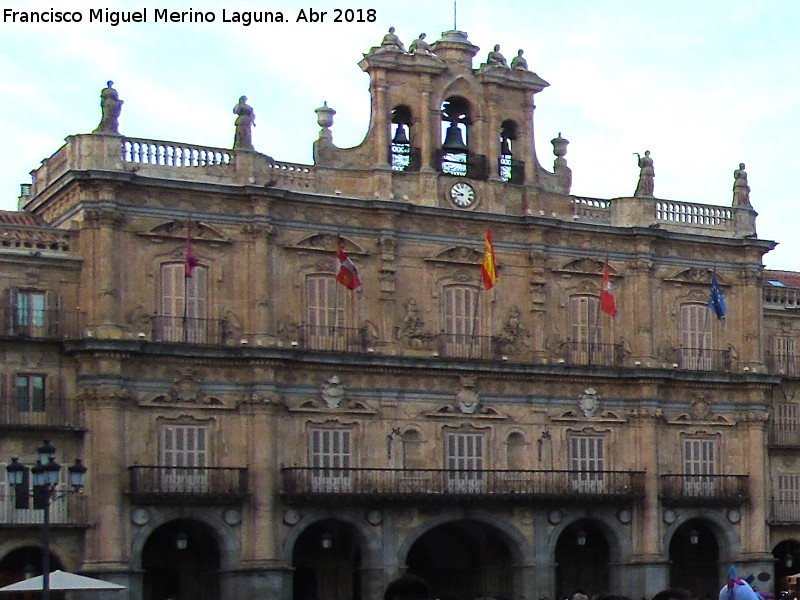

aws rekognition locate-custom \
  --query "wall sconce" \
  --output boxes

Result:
[23,564,34,580]
[577,530,587,546]
[785,552,794,569]
[689,530,699,545]
[176,532,189,550]
[321,532,332,549]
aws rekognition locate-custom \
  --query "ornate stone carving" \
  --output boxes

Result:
[233,96,256,151]
[511,49,528,70]
[321,376,345,409]
[486,44,509,68]
[94,81,123,135]
[426,246,483,265]
[733,163,751,207]
[690,394,712,420]
[456,377,479,414]
[277,316,300,343]
[579,388,600,417]
[496,306,528,355]
[378,26,405,52]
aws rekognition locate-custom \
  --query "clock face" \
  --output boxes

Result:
[450,182,476,207]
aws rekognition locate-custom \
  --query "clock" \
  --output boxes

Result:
[450,181,476,207]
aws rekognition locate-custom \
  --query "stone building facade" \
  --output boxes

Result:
[1,26,799,600]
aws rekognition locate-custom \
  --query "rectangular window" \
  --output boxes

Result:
[15,375,45,412]
[309,428,352,492]
[774,403,800,446]
[305,275,354,350]
[776,474,800,522]
[442,286,485,358]
[680,304,713,369]
[160,425,208,492]
[445,432,484,492]
[159,264,208,343]
[569,434,605,493]
[12,291,47,336]
[568,296,615,365]
[683,438,716,497]
[774,336,796,375]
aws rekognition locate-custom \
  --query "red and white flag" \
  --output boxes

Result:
[184,223,200,278]
[600,262,617,317]
[336,238,361,290]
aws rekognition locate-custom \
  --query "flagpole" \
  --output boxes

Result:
[591,258,608,366]
[699,268,715,369]
[334,235,341,352]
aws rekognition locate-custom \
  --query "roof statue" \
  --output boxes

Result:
[487,44,508,67]
[233,95,256,151]
[634,150,654,197]
[93,80,123,135]
[380,26,405,52]
[733,162,751,207]
[510,49,528,70]
[409,33,433,55]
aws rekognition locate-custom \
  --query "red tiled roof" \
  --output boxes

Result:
[0,211,47,226]
[765,270,800,287]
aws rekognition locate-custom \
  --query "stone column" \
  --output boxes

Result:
[81,201,123,338]
[627,258,656,364]
[80,382,128,573]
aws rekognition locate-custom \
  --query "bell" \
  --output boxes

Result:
[500,137,512,155]
[392,124,409,144]
[442,123,468,151]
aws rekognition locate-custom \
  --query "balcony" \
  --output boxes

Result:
[675,348,733,372]
[281,467,645,505]
[0,307,84,340]
[128,466,248,505]
[558,342,624,367]
[0,489,87,526]
[151,316,227,345]
[0,397,81,429]
[659,474,749,506]
[298,325,368,353]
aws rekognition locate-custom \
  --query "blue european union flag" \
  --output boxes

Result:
[708,271,726,320]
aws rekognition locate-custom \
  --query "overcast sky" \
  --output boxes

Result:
[1,1,798,269]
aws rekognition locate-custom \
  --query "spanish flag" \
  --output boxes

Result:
[481,229,497,290]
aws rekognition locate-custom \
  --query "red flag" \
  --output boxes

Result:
[600,262,617,317]
[184,223,199,278]
[336,238,361,290]
[481,229,497,290]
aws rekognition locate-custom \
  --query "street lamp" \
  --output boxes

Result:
[6,440,87,600]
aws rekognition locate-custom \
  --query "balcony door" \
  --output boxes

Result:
[445,432,484,492]
[160,263,208,343]
[683,438,715,497]
[442,285,481,358]
[569,435,605,493]
[305,275,352,351]
[161,425,208,492]
[310,429,352,492]
[680,303,713,369]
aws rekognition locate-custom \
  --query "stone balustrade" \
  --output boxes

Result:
[269,160,315,190]
[0,223,74,253]
[122,138,232,167]
[655,200,732,227]
[764,285,800,309]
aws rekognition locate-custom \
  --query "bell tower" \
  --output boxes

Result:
[313,27,565,214]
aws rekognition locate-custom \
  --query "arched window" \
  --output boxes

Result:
[440,96,471,177]
[499,120,518,182]
[506,432,526,470]
[390,105,414,172]
[401,430,422,469]
[159,262,208,343]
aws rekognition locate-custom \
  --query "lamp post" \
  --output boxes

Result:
[6,440,87,600]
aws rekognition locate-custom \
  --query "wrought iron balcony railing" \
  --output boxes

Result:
[558,342,625,367]
[297,325,369,353]
[676,348,733,371]
[659,474,749,505]
[769,423,800,447]
[0,488,87,526]
[0,307,84,340]
[128,466,248,505]
[281,467,645,505]
[151,316,227,345]
[0,397,81,429]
